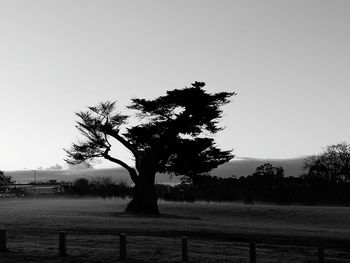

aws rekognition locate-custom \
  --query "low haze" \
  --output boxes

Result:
[1,0,350,171]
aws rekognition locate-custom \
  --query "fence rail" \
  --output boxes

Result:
[0,229,329,262]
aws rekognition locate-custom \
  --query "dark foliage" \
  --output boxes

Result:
[304,142,350,183]
[68,177,132,198]
[157,176,350,205]
[65,82,235,213]
[157,163,350,206]
[0,170,13,186]
[72,178,89,196]
[0,171,17,197]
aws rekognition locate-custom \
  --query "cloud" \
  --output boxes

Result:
[68,162,94,171]
[37,164,63,171]
[47,164,63,170]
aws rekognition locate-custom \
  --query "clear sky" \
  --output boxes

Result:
[0,0,349,171]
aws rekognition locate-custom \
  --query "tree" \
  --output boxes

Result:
[304,142,350,182]
[251,163,284,179]
[65,82,235,214]
[0,170,14,196]
[0,171,13,186]
[72,178,90,196]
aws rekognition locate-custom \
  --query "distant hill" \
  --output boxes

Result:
[5,157,305,185]
[211,157,305,178]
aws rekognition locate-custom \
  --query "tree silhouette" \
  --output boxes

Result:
[0,171,12,186]
[251,163,284,179]
[304,142,350,182]
[0,170,14,196]
[65,82,235,214]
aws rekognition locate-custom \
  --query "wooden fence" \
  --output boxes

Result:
[0,229,329,262]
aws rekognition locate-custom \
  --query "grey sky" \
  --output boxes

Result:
[0,0,349,170]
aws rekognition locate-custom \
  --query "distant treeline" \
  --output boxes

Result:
[3,173,349,205]
[157,161,350,205]
[3,140,350,205]
[63,142,350,205]
[65,177,132,198]
[157,174,350,205]
[65,172,350,206]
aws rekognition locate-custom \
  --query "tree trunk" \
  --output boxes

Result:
[125,172,159,214]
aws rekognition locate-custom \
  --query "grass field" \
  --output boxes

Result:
[0,198,349,262]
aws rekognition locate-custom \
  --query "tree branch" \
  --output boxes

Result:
[102,148,138,184]
[106,130,139,159]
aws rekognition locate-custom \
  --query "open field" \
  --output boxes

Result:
[0,198,349,262]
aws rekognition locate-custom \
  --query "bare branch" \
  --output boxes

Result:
[106,129,139,160]
[102,148,138,183]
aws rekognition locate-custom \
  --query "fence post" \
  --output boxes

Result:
[318,247,325,263]
[182,236,188,263]
[0,229,7,252]
[59,231,67,256]
[249,242,256,263]
[119,233,127,260]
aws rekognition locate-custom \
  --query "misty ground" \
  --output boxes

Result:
[0,198,349,262]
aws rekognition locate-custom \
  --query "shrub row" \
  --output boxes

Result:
[64,175,350,205]
[156,175,350,205]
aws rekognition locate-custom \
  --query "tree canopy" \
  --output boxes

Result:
[0,170,13,186]
[304,142,350,182]
[251,163,284,179]
[65,82,235,213]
